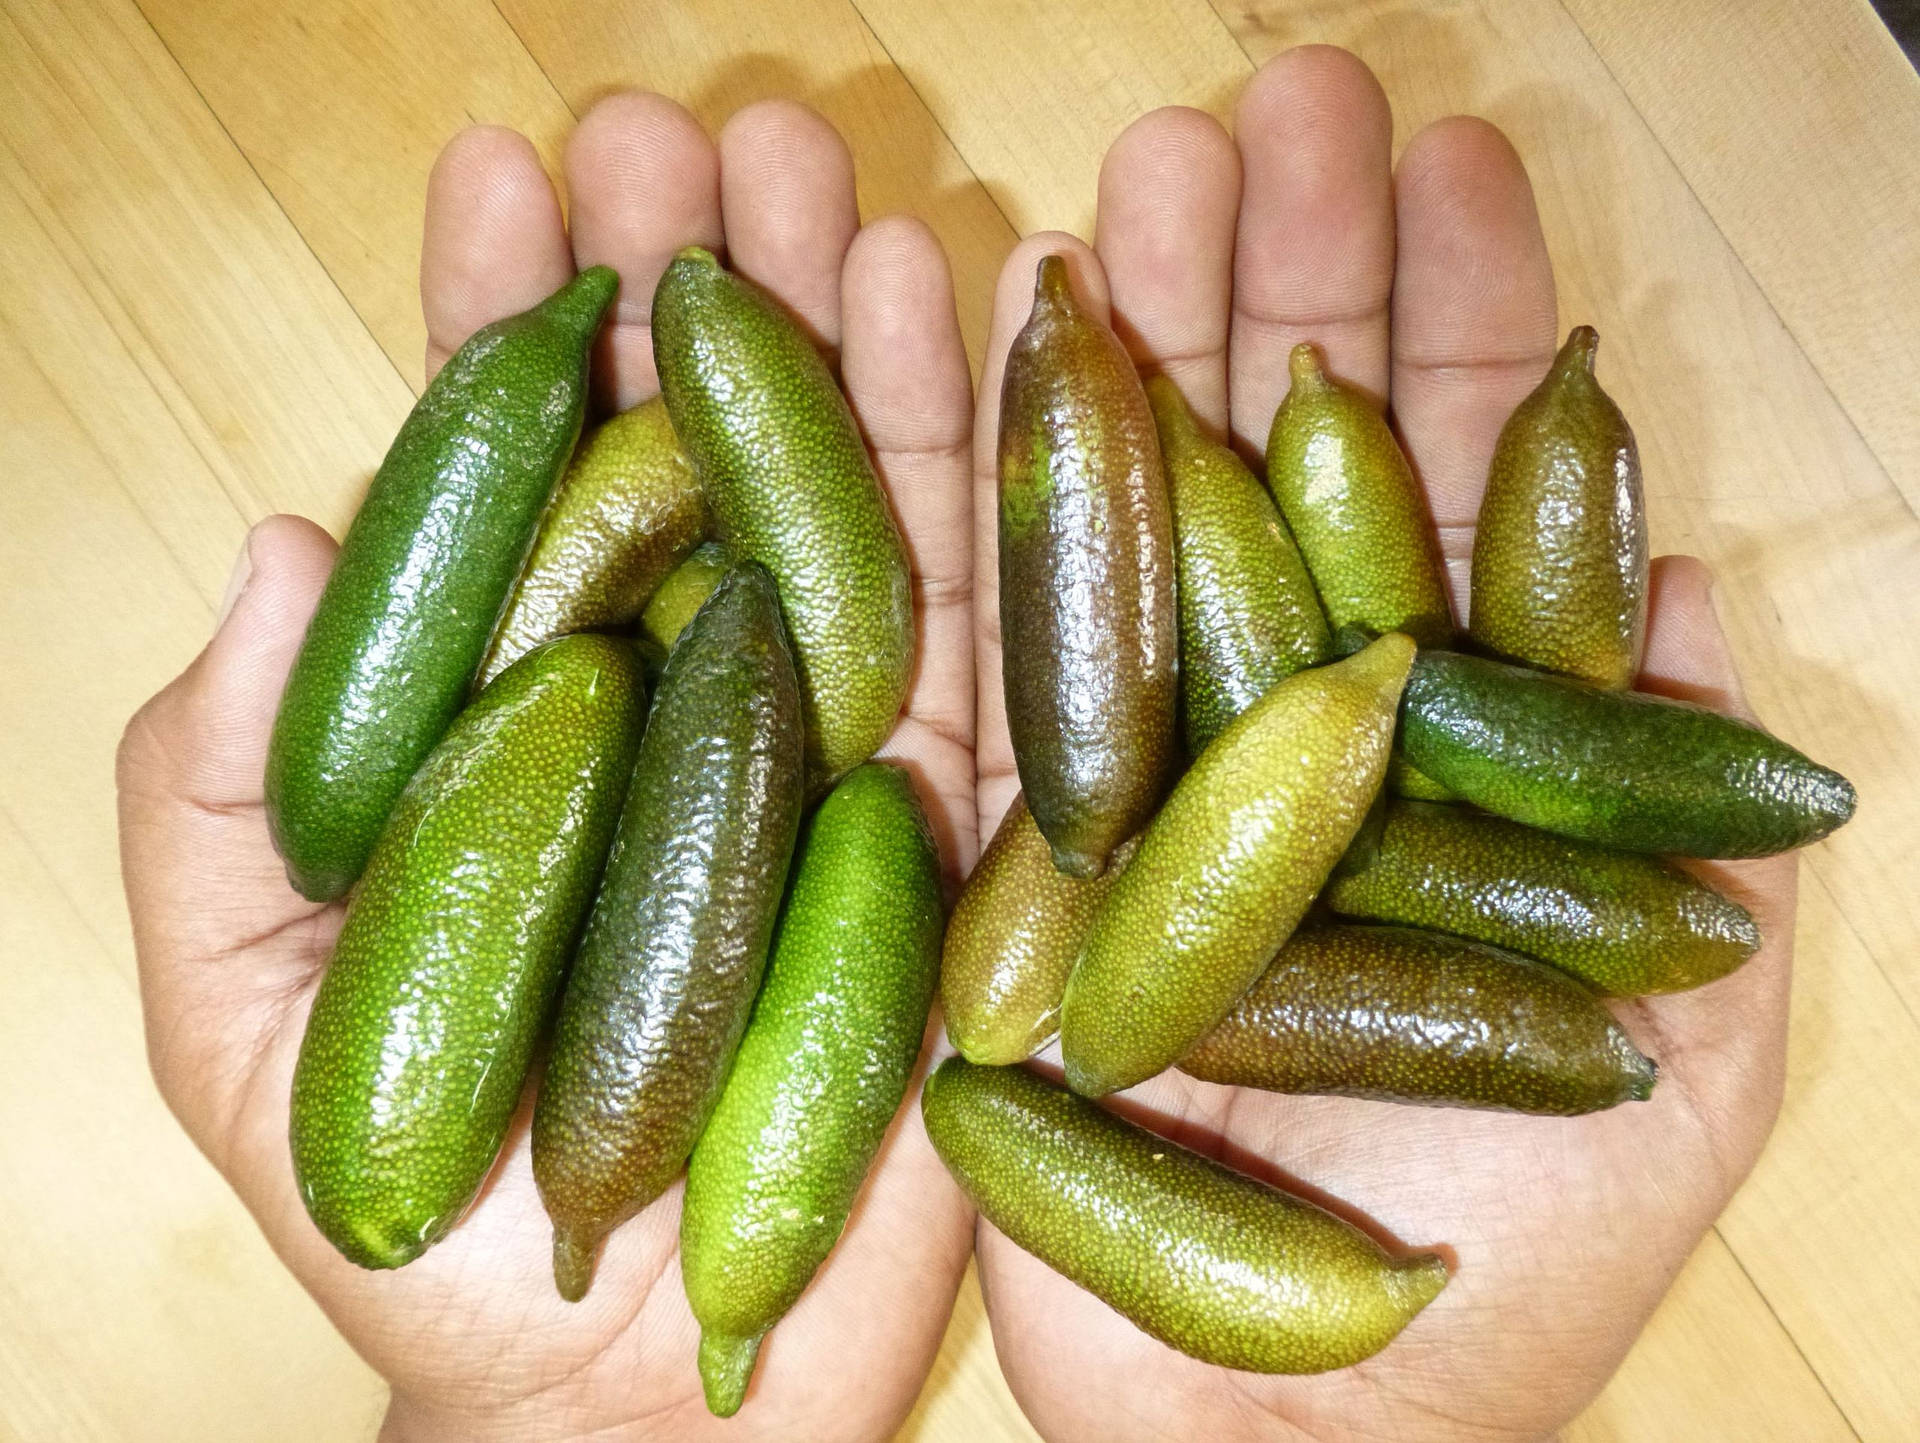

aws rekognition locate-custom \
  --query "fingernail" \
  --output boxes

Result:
[214,530,255,633]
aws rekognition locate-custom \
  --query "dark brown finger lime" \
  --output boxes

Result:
[999,256,1176,877]
[532,562,804,1301]
[1182,924,1657,1113]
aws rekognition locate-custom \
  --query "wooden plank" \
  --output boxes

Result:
[0,821,385,1443]
[1563,0,1920,506]
[900,1266,1044,1443]
[0,0,409,533]
[1564,1231,1857,1442]
[1713,869,1920,1440]
[4,0,1915,1436]
[0,0,406,953]
[0,824,388,1442]
[493,0,1015,366]
[0,0,416,1436]
[852,0,1250,237]
[136,0,577,390]
[0,287,389,1436]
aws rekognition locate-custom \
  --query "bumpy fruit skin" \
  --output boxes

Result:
[1181,924,1658,1113]
[289,633,645,1270]
[637,540,729,667]
[681,763,944,1417]
[1400,649,1857,857]
[1470,327,1647,690]
[532,563,804,1302]
[999,256,1177,877]
[266,268,617,901]
[941,794,1134,1065]
[653,247,912,794]
[1387,752,1456,801]
[922,1058,1447,1373]
[1326,800,1760,994]
[478,395,706,686]
[1265,343,1452,648]
[1147,375,1331,755]
[1061,635,1414,1097]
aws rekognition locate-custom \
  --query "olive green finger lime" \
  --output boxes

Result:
[941,794,1134,1066]
[922,1058,1446,1372]
[1326,800,1760,994]
[1181,925,1658,1113]
[654,247,912,794]
[289,633,645,1269]
[682,763,944,1417]
[1399,649,1857,857]
[267,267,617,901]
[1146,375,1331,755]
[1470,327,1648,689]
[532,562,804,1302]
[478,395,705,686]
[1265,343,1451,648]
[637,540,729,667]
[999,256,1177,878]
[1387,752,1456,801]
[1061,634,1414,1097]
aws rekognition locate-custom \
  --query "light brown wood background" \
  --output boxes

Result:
[2,0,1916,1437]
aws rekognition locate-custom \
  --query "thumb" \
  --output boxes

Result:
[1622,553,1797,1185]
[117,514,339,1162]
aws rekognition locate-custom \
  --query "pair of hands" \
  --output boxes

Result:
[117,45,1796,1443]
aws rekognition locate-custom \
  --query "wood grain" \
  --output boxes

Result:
[137,0,576,391]
[1,0,1914,1435]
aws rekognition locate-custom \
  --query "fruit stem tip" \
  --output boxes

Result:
[1561,325,1600,375]
[1629,1055,1658,1102]
[552,1229,598,1303]
[1049,844,1104,880]
[1034,253,1075,310]
[698,1330,766,1417]
[1395,1251,1450,1314]
[541,265,619,337]
[1287,341,1328,388]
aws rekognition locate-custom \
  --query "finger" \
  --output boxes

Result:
[1635,554,1752,718]
[1389,115,1559,603]
[1228,45,1396,450]
[420,127,573,380]
[565,92,724,411]
[117,516,342,1158]
[717,100,861,350]
[1094,107,1241,432]
[841,216,979,878]
[972,233,1111,843]
[1614,555,1794,1177]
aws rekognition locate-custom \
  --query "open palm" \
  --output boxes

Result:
[117,95,977,1442]
[965,47,1799,1443]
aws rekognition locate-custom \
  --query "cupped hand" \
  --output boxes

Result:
[117,96,977,1443]
[967,46,1799,1442]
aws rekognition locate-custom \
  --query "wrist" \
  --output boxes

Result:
[380,1391,584,1443]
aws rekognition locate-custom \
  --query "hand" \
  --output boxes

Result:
[117,95,977,1442]
[967,46,1797,1442]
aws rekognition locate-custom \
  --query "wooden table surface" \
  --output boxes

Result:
[4,0,1918,1438]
